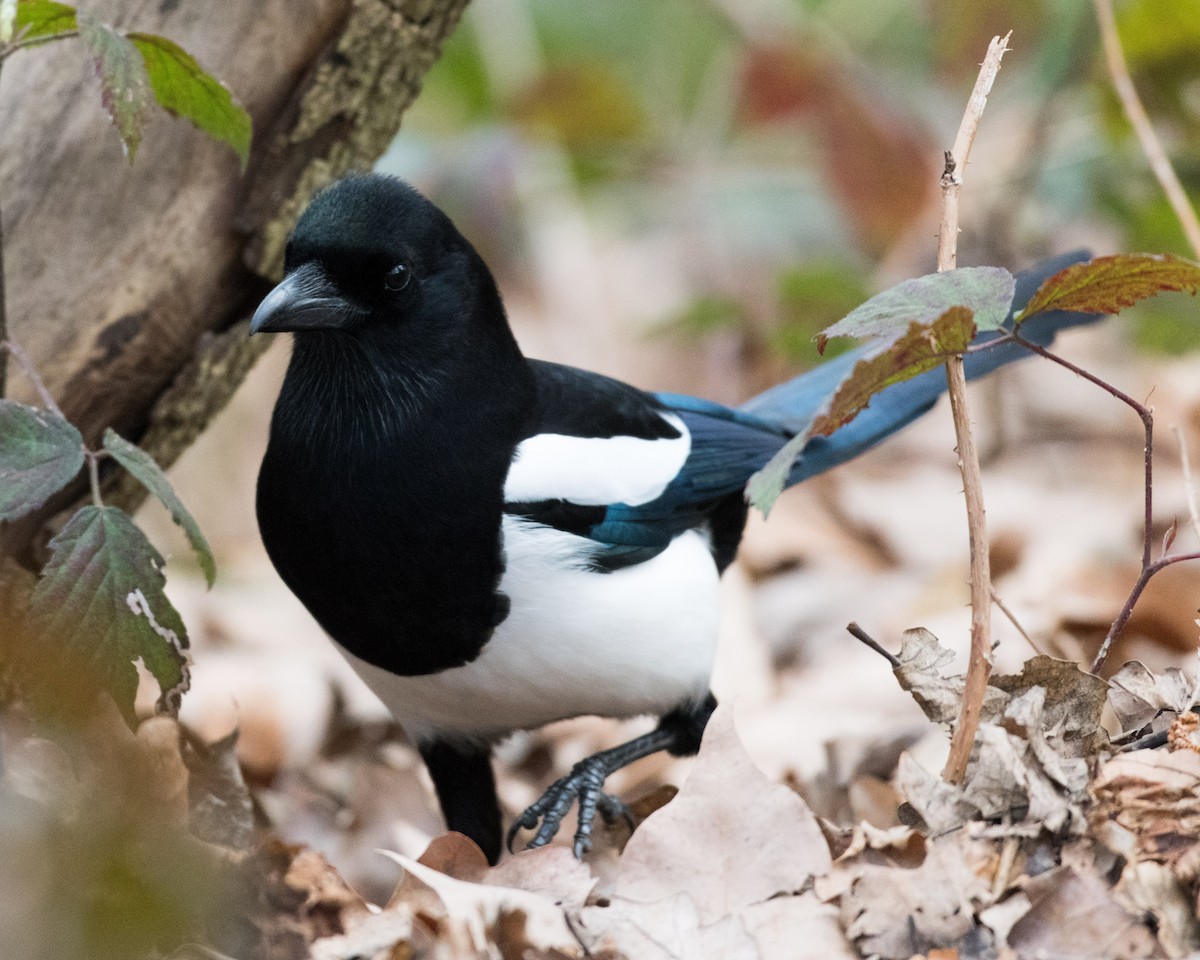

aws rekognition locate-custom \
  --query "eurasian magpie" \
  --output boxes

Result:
[251,173,1098,864]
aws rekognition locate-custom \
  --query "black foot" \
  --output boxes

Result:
[506,723,686,858]
[507,755,612,858]
[503,699,717,860]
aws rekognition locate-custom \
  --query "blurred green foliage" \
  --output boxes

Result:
[383,0,1200,379]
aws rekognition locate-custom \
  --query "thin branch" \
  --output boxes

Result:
[0,31,80,64]
[990,588,1047,656]
[1171,424,1200,544]
[939,33,1010,787]
[1092,551,1200,672]
[1008,330,1154,569]
[1005,331,1200,672]
[846,622,901,667]
[1092,0,1200,259]
[1,339,64,417]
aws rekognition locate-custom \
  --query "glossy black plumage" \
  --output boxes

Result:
[253,174,1101,863]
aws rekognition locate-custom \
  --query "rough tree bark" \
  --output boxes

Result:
[0,0,469,576]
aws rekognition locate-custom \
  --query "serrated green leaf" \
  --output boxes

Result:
[1017,253,1200,322]
[747,307,977,514]
[78,15,152,162]
[817,266,1014,351]
[0,399,85,521]
[11,0,76,43]
[103,428,216,587]
[128,32,251,168]
[28,505,189,723]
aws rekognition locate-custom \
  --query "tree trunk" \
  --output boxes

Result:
[0,0,469,568]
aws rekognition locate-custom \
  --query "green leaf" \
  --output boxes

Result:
[77,15,152,162]
[1017,253,1200,321]
[128,32,251,167]
[11,0,76,43]
[102,429,216,587]
[28,505,190,722]
[0,399,85,521]
[747,306,977,514]
[817,266,1014,351]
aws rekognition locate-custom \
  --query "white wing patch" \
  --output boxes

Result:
[503,412,690,506]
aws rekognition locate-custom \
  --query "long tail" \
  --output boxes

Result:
[739,251,1102,487]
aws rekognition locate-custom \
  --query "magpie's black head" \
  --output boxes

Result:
[250,174,500,340]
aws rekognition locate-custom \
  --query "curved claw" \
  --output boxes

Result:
[507,756,615,858]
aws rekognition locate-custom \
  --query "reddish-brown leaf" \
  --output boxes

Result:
[809,306,976,438]
[1018,253,1200,321]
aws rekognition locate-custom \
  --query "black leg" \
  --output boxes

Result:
[419,739,502,864]
[507,692,718,858]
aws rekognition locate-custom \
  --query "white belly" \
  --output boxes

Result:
[333,517,721,745]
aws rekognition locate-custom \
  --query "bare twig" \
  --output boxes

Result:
[1092,0,1200,259]
[1006,330,1200,672]
[1097,551,1200,671]
[847,622,901,667]
[1171,424,1200,543]
[1,339,63,417]
[0,31,80,64]
[939,33,1010,787]
[990,589,1046,656]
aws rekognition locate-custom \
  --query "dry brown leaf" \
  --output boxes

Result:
[615,704,831,923]
[182,727,256,850]
[222,838,369,960]
[309,909,418,960]
[893,628,1006,725]
[380,850,583,955]
[416,831,490,882]
[841,832,993,960]
[579,892,757,960]
[991,655,1110,757]
[484,844,597,910]
[740,893,857,960]
[1007,867,1161,959]
[1117,860,1200,959]
[1092,749,1200,867]
[284,848,371,928]
[896,752,980,835]
[1108,661,1196,734]
[899,676,1096,839]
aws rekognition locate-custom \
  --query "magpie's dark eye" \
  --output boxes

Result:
[383,263,411,292]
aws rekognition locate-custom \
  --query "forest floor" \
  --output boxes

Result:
[6,320,1200,959]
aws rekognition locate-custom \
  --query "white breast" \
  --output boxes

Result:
[332,516,720,746]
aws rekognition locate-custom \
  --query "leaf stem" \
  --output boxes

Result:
[938,33,1010,787]
[1007,331,1153,569]
[846,622,900,667]
[85,450,104,509]
[0,30,79,63]
[1006,330,1200,672]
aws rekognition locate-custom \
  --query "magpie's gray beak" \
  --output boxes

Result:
[249,263,362,334]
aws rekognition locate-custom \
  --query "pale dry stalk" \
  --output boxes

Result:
[1093,0,1200,259]
[938,32,1011,785]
